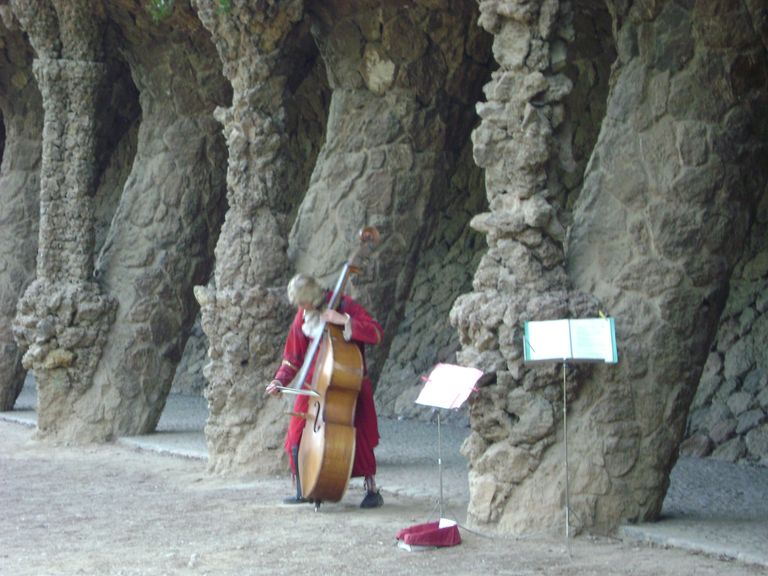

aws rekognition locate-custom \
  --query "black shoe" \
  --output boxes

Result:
[283,495,309,504]
[360,490,383,509]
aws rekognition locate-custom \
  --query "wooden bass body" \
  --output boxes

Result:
[298,323,364,502]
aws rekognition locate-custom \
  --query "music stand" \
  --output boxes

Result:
[523,317,618,553]
[415,363,482,517]
[396,363,482,551]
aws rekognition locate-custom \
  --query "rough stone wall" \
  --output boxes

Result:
[170,315,209,396]
[92,54,140,257]
[376,139,488,423]
[684,196,768,465]
[554,2,615,213]
[0,10,41,410]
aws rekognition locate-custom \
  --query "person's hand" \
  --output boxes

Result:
[321,309,348,326]
[265,380,282,396]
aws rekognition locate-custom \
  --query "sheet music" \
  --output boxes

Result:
[524,318,617,363]
[415,363,483,409]
[524,319,572,361]
[569,319,616,362]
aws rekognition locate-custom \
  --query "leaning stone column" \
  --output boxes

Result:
[562,1,768,532]
[11,0,116,441]
[290,1,487,375]
[0,13,42,410]
[192,1,306,473]
[85,3,229,440]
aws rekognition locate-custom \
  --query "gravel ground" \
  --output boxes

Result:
[4,382,768,571]
[3,420,765,576]
[146,390,768,528]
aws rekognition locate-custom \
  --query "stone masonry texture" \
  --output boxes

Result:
[0,0,765,536]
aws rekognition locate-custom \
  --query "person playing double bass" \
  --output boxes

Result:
[266,273,384,509]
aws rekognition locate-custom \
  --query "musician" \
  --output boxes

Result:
[266,273,384,508]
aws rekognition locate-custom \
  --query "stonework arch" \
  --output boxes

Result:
[84,2,230,440]
[684,198,768,464]
[290,0,493,384]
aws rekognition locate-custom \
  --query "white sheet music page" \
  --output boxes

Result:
[415,363,483,410]
[523,319,572,361]
[569,318,617,363]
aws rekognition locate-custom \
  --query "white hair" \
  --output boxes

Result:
[287,273,325,310]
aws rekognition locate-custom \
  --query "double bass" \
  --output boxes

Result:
[287,227,380,508]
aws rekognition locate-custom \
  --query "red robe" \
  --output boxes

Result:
[272,294,383,478]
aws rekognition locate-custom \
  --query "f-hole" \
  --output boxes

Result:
[312,401,322,433]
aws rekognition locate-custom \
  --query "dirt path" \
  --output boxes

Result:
[0,421,762,576]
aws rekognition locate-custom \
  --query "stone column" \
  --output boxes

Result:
[192,0,307,473]
[82,2,229,440]
[453,0,768,535]
[563,0,768,532]
[10,0,116,441]
[0,12,42,410]
[450,0,600,532]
